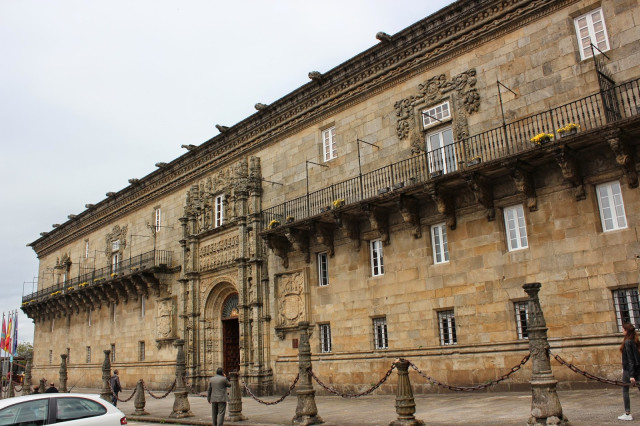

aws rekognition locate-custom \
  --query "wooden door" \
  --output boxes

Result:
[222,318,240,374]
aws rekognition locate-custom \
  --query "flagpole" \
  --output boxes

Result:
[1,311,5,399]
[9,311,14,396]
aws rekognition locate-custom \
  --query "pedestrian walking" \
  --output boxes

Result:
[110,370,122,407]
[619,323,640,421]
[44,382,58,393]
[207,367,230,426]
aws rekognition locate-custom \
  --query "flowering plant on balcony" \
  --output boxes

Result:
[557,123,580,134]
[286,216,295,223]
[332,198,345,208]
[50,290,61,296]
[110,273,118,278]
[79,282,88,287]
[67,286,74,291]
[530,132,554,144]
[268,219,280,229]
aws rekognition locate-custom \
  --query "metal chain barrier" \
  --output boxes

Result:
[240,374,299,405]
[406,353,531,392]
[13,385,23,393]
[550,350,639,387]
[107,380,138,403]
[141,379,177,399]
[308,363,396,398]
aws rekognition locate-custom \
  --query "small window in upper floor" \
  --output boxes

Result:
[574,8,610,60]
[111,240,120,252]
[318,252,329,286]
[370,239,384,277]
[84,240,90,259]
[597,181,627,232]
[322,126,337,162]
[86,346,91,363]
[504,205,528,251]
[139,341,146,361]
[155,208,162,232]
[215,194,225,227]
[422,101,451,129]
[111,344,116,363]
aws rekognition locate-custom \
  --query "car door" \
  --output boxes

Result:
[53,397,110,425]
[0,399,48,426]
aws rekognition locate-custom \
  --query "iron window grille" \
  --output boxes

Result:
[373,317,388,350]
[613,288,640,331]
[514,301,529,340]
[319,324,332,353]
[438,310,457,346]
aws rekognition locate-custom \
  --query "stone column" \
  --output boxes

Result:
[169,339,193,418]
[59,354,68,393]
[100,350,112,402]
[133,379,149,416]
[38,378,46,394]
[523,283,568,425]
[228,371,247,422]
[23,356,32,395]
[390,360,424,426]
[293,321,323,425]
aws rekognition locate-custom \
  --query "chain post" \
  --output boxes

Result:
[390,359,424,426]
[292,321,323,425]
[133,379,149,416]
[59,354,68,393]
[169,339,193,418]
[228,371,247,421]
[100,350,112,403]
[523,282,568,425]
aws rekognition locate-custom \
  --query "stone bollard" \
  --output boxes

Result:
[169,339,193,418]
[59,354,68,393]
[133,379,149,416]
[523,283,568,425]
[292,321,323,425]
[8,381,14,398]
[390,360,424,426]
[228,371,247,422]
[23,356,32,395]
[39,378,46,394]
[100,350,112,403]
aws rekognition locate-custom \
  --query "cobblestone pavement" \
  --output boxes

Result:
[73,387,639,425]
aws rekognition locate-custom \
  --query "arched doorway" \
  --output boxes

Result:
[221,294,240,374]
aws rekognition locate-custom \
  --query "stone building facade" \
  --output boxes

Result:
[23,0,640,394]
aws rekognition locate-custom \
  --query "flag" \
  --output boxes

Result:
[5,314,12,352]
[0,313,5,351]
[11,313,18,356]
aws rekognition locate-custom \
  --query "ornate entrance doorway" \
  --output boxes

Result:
[221,294,240,374]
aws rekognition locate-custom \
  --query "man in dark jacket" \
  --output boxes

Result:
[109,370,121,406]
[44,382,58,393]
[207,368,230,426]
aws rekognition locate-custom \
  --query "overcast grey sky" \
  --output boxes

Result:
[0,0,454,343]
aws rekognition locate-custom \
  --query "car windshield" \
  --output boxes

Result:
[0,398,48,426]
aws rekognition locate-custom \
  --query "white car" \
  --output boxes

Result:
[0,393,127,425]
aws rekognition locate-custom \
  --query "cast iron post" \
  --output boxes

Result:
[228,371,247,422]
[133,379,149,416]
[169,339,193,418]
[390,359,424,425]
[23,356,32,395]
[293,321,323,425]
[59,354,68,393]
[100,350,112,402]
[523,283,568,425]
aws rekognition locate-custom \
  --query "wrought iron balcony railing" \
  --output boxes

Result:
[262,77,640,229]
[22,249,172,304]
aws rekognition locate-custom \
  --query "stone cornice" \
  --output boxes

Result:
[30,0,577,257]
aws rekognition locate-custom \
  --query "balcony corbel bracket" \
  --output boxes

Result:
[508,164,537,212]
[554,145,586,201]
[337,214,361,250]
[264,234,292,269]
[285,227,311,263]
[314,222,336,257]
[606,130,638,188]
[426,183,456,230]
[362,204,391,245]
[465,173,495,220]
[397,195,422,238]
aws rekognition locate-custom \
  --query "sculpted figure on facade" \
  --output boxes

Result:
[156,298,174,340]
[276,271,305,329]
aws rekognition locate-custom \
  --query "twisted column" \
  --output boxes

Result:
[59,354,68,393]
[99,350,112,402]
[390,360,424,425]
[133,379,149,416]
[293,321,323,425]
[169,339,193,418]
[523,283,568,425]
[228,371,247,422]
[23,356,32,395]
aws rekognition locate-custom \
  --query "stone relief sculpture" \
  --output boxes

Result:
[156,298,174,340]
[276,270,306,331]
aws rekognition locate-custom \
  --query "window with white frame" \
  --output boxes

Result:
[514,301,529,340]
[373,317,388,350]
[431,222,449,264]
[319,324,332,353]
[370,239,384,277]
[51,318,54,333]
[215,195,225,227]
[597,181,627,232]
[574,8,610,60]
[111,253,119,273]
[613,288,640,331]
[112,240,120,252]
[86,346,91,363]
[85,240,90,259]
[111,303,116,323]
[88,308,92,327]
[322,126,337,162]
[438,310,457,345]
[155,208,161,232]
[111,344,116,363]
[141,296,145,318]
[139,341,145,361]
[422,101,451,128]
[426,127,457,175]
[318,252,329,286]
[504,205,528,251]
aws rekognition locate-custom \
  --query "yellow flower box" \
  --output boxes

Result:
[530,133,554,144]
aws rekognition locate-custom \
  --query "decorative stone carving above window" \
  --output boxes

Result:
[394,69,480,154]
[104,225,127,257]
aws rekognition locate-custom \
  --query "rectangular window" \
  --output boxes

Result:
[431,222,449,264]
[66,347,70,364]
[112,240,120,252]
[155,208,161,232]
[422,101,451,128]
[597,181,627,232]
[111,253,120,273]
[504,205,528,251]
[88,307,92,327]
[51,318,54,333]
[215,195,225,227]
[85,240,90,259]
[141,296,146,318]
[514,301,529,340]
[438,310,457,345]
[322,126,337,162]
[318,252,329,286]
[111,344,116,363]
[373,317,388,350]
[139,341,146,361]
[426,127,457,175]
[86,346,91,363]
[319,324,332,353]
[613,288,640,331]
[49,350,52,365]
[370,239,384,277]
[111,303,116,323]
[574,8,610,60]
